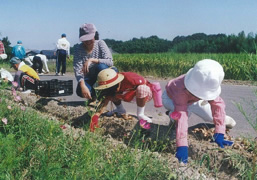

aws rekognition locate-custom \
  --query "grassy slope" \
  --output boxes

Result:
[0,84,172,179]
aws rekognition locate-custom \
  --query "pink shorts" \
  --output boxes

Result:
[136,84,152,102]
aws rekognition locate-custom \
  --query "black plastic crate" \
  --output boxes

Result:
[35,79,73,97]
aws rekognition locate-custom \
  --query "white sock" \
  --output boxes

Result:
[225,115,236,129]
[137,106,152,123]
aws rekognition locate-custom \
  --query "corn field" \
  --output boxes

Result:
[113,53,257,81]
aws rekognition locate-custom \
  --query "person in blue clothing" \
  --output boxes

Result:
[12,40,26,60]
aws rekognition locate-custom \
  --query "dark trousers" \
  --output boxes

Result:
[14,71,37,90]
[56,49,67,74]
[32,56,43,73]
[76,64,118,98]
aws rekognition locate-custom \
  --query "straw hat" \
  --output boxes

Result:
[184,59,224,100]
[95,69,124,90]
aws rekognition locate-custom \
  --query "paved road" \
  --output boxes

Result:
[39,73,257,138]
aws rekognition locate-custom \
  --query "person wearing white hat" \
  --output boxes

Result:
[162,59,236,163]
[73,23,115,102]
[89,68,154,132]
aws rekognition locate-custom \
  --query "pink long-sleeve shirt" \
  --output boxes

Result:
[166,74,226,147]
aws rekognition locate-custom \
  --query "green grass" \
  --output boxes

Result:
[235,89,257,179]
[0,83,172,179]
[1,53,257,81]
[0,85,256,179]
[1,52,257,179]
[113,52,257,81]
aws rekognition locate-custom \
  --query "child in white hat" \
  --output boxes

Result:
[162,59,236,163]
[89,68,155,131]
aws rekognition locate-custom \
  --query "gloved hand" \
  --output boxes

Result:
[176,146,188,163]
[212,133,233,148]
[90,114,99,132]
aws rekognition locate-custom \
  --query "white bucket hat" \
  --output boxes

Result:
[95,69,124,90]
[184,59,224,100]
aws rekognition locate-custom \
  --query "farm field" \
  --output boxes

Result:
[113,53,257,81]
[0,53,256,179]
[1,52,257,82]
[2,0,257,179]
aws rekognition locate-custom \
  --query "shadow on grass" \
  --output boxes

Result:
[35,97,88,107]
[70,112,91,128]
[188,123,215,134]
[121,119,177,153]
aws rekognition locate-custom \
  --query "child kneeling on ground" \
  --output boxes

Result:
[162,59,236,163]
[90,68,158,131]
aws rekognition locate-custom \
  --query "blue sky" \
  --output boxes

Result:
[1,0,257,50]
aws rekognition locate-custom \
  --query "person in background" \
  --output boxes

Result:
[32,56,43,75]
[55,33,70,76]
[38,52,50,73]
[162,59,236,164]
[10,57,39,91]
[12,40,26,60]
[25,52,50,74]
[73,23,114,102]
[0,39,7,60]
[23,55,33,66]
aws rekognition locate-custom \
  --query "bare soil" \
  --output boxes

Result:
[18,91,255,180]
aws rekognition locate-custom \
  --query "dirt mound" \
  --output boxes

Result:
[19,92,254,179]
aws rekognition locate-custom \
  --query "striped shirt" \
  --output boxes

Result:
[73,40,113,82]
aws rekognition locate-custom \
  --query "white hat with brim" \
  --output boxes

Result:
[95,69,124,90]
[184,59,224,101]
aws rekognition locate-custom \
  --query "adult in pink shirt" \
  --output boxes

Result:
[162,59,236,163]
